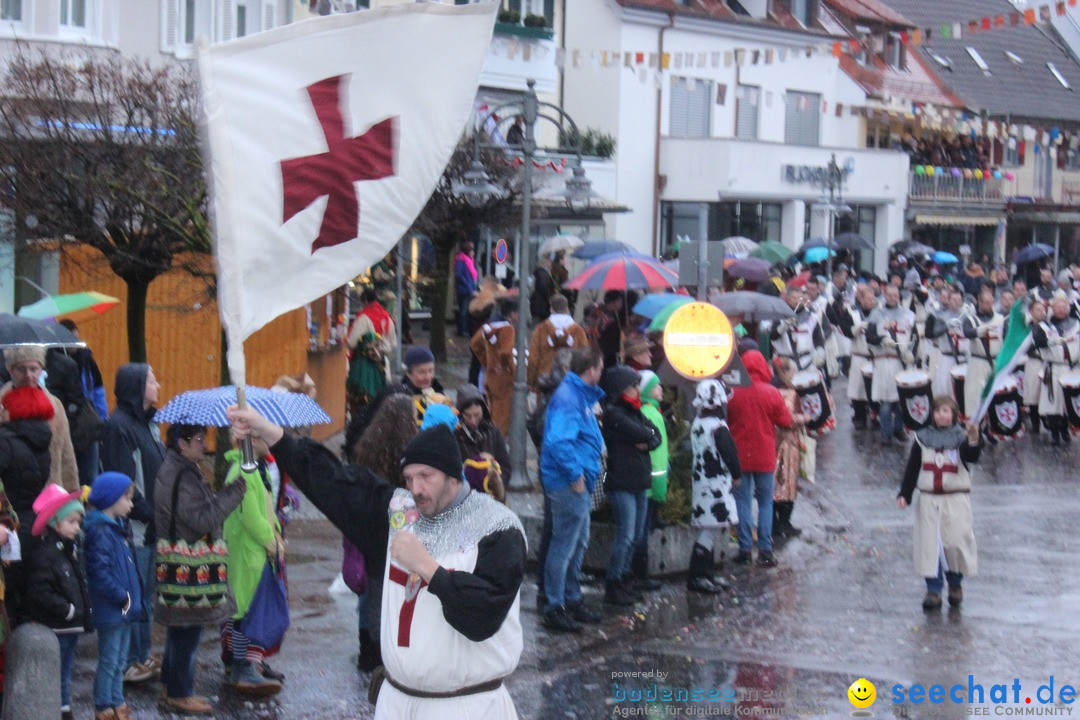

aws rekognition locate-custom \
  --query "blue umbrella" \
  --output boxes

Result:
[1014,243,1055,266]
[804,246,836,264]
[155,385,332,427]
[631,293,693,319]
[573,239,635,260]
[933,250,959,265]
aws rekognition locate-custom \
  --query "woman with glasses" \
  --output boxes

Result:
[153,424,246,715]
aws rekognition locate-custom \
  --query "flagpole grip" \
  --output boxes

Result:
[236,386,258,472]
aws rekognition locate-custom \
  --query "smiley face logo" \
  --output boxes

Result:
[847,678,876,709]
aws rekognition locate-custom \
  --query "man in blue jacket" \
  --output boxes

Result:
[540,347,604,632]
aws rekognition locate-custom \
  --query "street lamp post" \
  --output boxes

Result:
[815,154,851,278]
[454,78,598,488]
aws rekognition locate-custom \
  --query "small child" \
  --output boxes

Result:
[27,483,90,720]
[897,395,981,611]
[85,472,142,720]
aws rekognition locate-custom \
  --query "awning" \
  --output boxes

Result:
[913,213,1004,226]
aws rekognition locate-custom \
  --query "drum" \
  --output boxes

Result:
[793,369,834,436]
[1062,373,1080,432]
[950,365,968,419]
[986,377,1023,439]
[896,370,932,430]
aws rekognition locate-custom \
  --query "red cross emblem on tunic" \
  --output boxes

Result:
[280,74,397,253]
[387,564,425,647]
[922,460,958,493]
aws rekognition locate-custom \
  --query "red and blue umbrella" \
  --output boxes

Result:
[564,252,679,291]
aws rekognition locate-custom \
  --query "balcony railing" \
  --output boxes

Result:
[908,172,1005,204]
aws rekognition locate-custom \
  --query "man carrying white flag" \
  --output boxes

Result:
[200,1,498,383]
[205,4,530,719]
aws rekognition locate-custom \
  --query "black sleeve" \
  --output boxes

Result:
[27,547,70,624]
[715,426,741,481]
[961,316,977,339]
[604,405,661,446]
[960,440,981,465]
[426,528,526,642]
[271,434,394,568]
[899,443,922,503]
[130,486,153,525]
[812,321,826,348]
[488,427,512,475]
[834,306,856,339]
[1031,324,1049,349]
[865,320,884,346]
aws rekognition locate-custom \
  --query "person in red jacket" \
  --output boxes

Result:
[727,350,793,568]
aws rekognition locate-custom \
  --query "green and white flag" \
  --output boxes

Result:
[971,301,1031,424]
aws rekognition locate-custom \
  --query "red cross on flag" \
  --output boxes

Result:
[200,3,497,383]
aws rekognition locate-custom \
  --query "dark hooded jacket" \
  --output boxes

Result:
[454,384,511,473]
[600,366,661,493]
[100,364,166,545]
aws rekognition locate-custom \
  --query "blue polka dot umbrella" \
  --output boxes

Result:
[155,385,332,427]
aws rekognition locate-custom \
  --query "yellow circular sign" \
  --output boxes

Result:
[662,302,734,379]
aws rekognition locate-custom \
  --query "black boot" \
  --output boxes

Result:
[710,549,731,591]
[357,629,381,672]
[686,544,723,594]
[604,577,637,606]
[852,401,868,429]
[631,547,661,591]
[774,501,801,538]
[1029,406,1041,434]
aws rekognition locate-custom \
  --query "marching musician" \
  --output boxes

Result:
[963,291,1004,427]
[1031,295,1080,447]
[866,285,918,445]
[825,264,854,375]
[923,289,970,401]
[768,286,826,373]
[1034,267,1057,304]
[834,285,880,430]
[806,278,839,381]
[1023,300,1048,436]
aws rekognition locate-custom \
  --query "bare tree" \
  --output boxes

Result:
[409,139,525,361]
[0,47,208,362]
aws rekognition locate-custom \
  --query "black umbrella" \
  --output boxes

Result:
[712,291,795,322]
[0,313,82,347]
[831,232,874,251]
[1014,243,1055,266]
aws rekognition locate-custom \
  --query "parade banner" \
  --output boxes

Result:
[200,2,497,383]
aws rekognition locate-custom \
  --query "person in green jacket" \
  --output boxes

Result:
[221,434,286,696]
[630,370,669,592]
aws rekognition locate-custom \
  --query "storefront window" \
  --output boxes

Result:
[660,200,782,254]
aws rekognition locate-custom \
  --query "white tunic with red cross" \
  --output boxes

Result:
[912,438,977,578]
[376,488,524,720]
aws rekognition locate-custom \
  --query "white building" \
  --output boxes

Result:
[563,0,910,276]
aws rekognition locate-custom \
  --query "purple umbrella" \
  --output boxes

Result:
[727,257,773,283]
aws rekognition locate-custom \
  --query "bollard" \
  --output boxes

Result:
[3,623,61,720]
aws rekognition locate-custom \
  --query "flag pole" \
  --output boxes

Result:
[236,383,258,472]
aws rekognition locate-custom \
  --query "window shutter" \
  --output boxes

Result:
[262,1,275,30]
[784,91,820,146]
[161,0,179,52]
[735,85,758,140]
[669,77,711,138]
[219,0,234,41]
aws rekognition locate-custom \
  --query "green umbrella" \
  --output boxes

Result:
[749,241,792,265]
[647,296,695,331]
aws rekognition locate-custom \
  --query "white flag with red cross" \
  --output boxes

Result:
[200,2,497,383]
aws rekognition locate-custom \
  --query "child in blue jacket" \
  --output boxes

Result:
[84,472,143,720]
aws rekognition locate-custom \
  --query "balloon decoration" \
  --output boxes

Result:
[926,166,936,176]
[951,168,962,178]
[915,165,926,176]
[974,169,984,180]
[993,170,1003,180]
[962,168,973,179]
[1005,172,1015,181]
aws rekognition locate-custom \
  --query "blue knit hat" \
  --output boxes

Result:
[420,403,458,432]
[89,471,133,510]
[404,346,435,368]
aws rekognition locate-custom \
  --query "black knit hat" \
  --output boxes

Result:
[400,425,463,480]
[602,364,640,398]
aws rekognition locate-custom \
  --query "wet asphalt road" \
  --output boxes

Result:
[65,381,1080,719]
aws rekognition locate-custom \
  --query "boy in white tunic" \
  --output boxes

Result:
[227,409,526,720]
[896,396,981,611]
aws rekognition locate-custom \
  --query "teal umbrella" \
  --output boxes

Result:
[647,298,696,331]
[804,246,836,263]
[750,241,793,265]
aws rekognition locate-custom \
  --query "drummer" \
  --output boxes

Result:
[835,285,880,430]
[768,286,826,374]
[866,285,918,445]
[825,265,854,376]
[924,288,970,401]
[806,278,840,382]
[1031,295,1080,446]
[1023,300,1048,436]
[963,290,1004,428]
